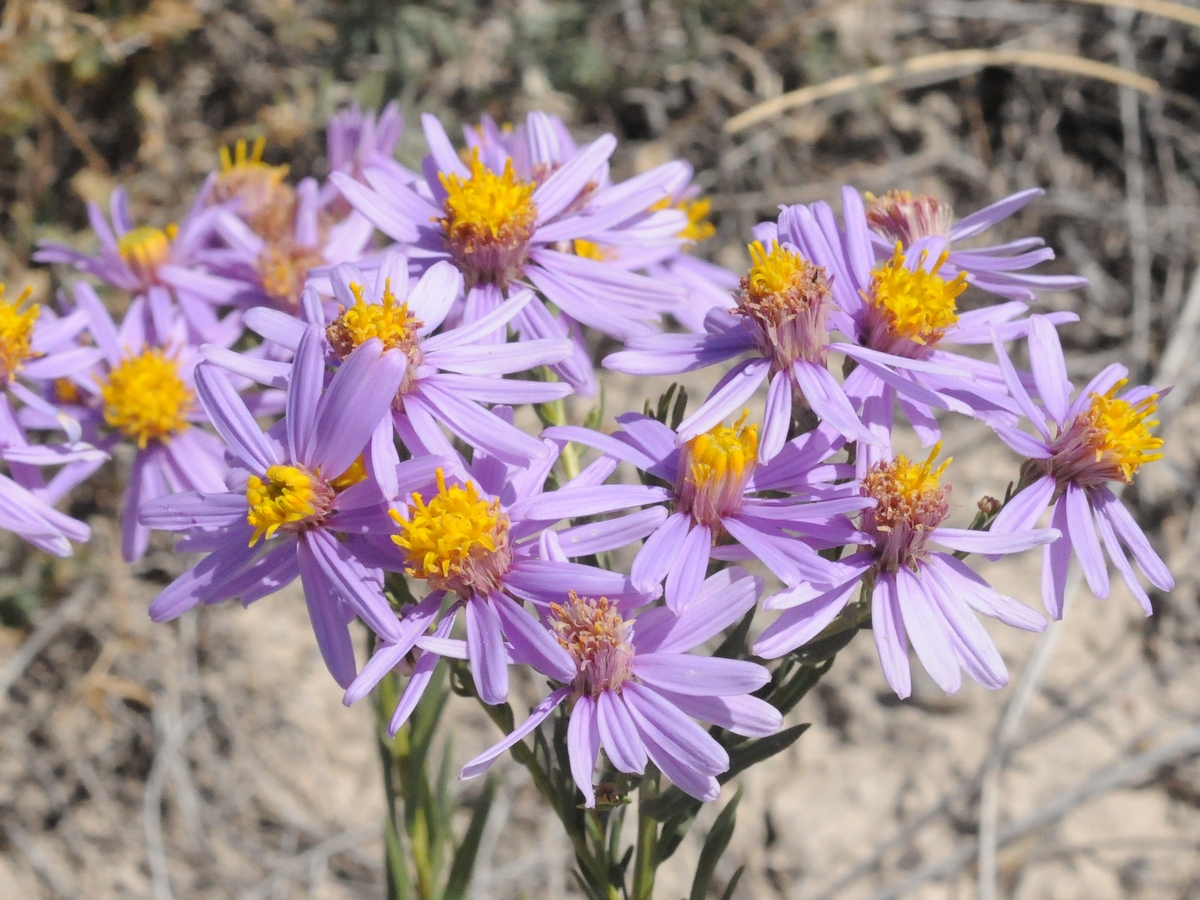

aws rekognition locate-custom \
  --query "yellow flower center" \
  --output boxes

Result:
[737,241,833,371]
[100,349,192,448]
[866,244,967,351]
[550,591,634,696]
[1047,382,1164,487]
[214,137,295,241]
[439,150,538,287]
[1083,386,1163,481]
[650,195,716,243]
[327,280,424,361]
[861,444,952,571]
[246,464,333,546]
[677,413,758,528]
[0,285,40,384]
[259,240,325,309]
[117,225,174,284]
[390,468,512,597]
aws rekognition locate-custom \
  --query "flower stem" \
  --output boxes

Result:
[631,772,660,900]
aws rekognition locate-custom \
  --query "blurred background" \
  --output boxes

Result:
[3,0,1200,897]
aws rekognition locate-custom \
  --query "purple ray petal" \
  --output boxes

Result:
[533,134,617,222]
[760,369,793,463]
[871,572,911,698]
[194,364,278,472]
[460,687,571,779]
[467,597,509,705]
[288,326,326,464]
[1027,316,1071,425]
[1042,498,1072,619]
[305,529,399,641]
[139,490,247,530]
[792,360,880,448]
[568,696,601,807]
[632,653,769,696]
[656,690,782,738]
[634,568,763,654]
[1094,487,1173,591]
[491,591,575,682]
[676,358,771,443]
[664,522,711,614]
[895,566,961,694]
[931,525,1059,556]
[596,690,648,774]
[1065,483,1109,598]
[753,578,860,658]
[297,539,358,688]
[929,555,1047,632]
[990,475,1056,535]
[1092,500,1153,615]
[631,511,691,595]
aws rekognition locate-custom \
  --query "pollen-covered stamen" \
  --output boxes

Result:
[390,468,513,597]
[213,137,296,241]
[1043,382,1164,488]
[864,190,954,247]
[737,240,832,372]
[259,240,325,310]
[328,280,424,395]
[550,591,635,697]
[0,285,41,384]
[863,244,967,358]
[861,445,952,572]
[677,413,758,530]
[439,150,537,289]
[100,348,193,448]
[118,225,174,286]
[245,464,337,546]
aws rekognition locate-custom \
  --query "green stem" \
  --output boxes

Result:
[375,672,414,900]
[479,702,617,898]
[631,772,659,900]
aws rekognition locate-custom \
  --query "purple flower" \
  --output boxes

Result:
[0,283,103,442]
[988,315,1174,617]
[207,172,376,315]
[138,325,409,687]
[331,112,688,393]
[543,413,868,612]
[56,284,231,561]
[212,253,575,477]
[754,445,1055,698]
[860,187,1088,301]
[460,568,781,804]
[344,442,651,708]
[775,191,1080,458]
[34,187,243,343]
[0,393,103,556]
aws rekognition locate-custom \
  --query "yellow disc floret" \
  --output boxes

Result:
[214,137,295,241]
[439,150,537,287]
[861,444,952,571]
[866,244,967,350]
[0,285,40,384]
[650,194,716,244]
[100,349,192,448]
[745,240,811,303]
[390,468,512,596]
[246,465,331,545]
[677,412,758,528]
[118,226,173,285]
[327,280,423,360]
[1083,385,1163,482]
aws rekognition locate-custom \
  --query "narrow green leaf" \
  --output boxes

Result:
[443,777,498,900]
[385,818,414,900]
[654,808,698,863]
[719,865,745,900]
[669,385,688,430]
[689,786,743,900]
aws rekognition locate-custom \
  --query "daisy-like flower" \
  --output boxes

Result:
[35,188,243,343]
[138,326,410,687]
[0,283,103,441]
[775,191,1079,457]
[321,101,408,207]
[212,253,574,480]
[0,393,103,557]
[543,412,867,611]
[209,177,375,314]
[861,187,1088,301]
[754,445,1056,698]
[460,569,781,804]
[60,284,230,561]
[331,112,688,392]
[347,439,651,707]
[210,136,297,242]
[606,237,891,459]
[988,315,1174,617]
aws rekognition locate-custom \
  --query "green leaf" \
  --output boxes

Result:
[689,786,743,900]
[719,865,746,900]
[385,818,414,900]
[655,808,699,863]
[443,777,497,900]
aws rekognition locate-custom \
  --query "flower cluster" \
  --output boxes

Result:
[23,107,1172,812]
